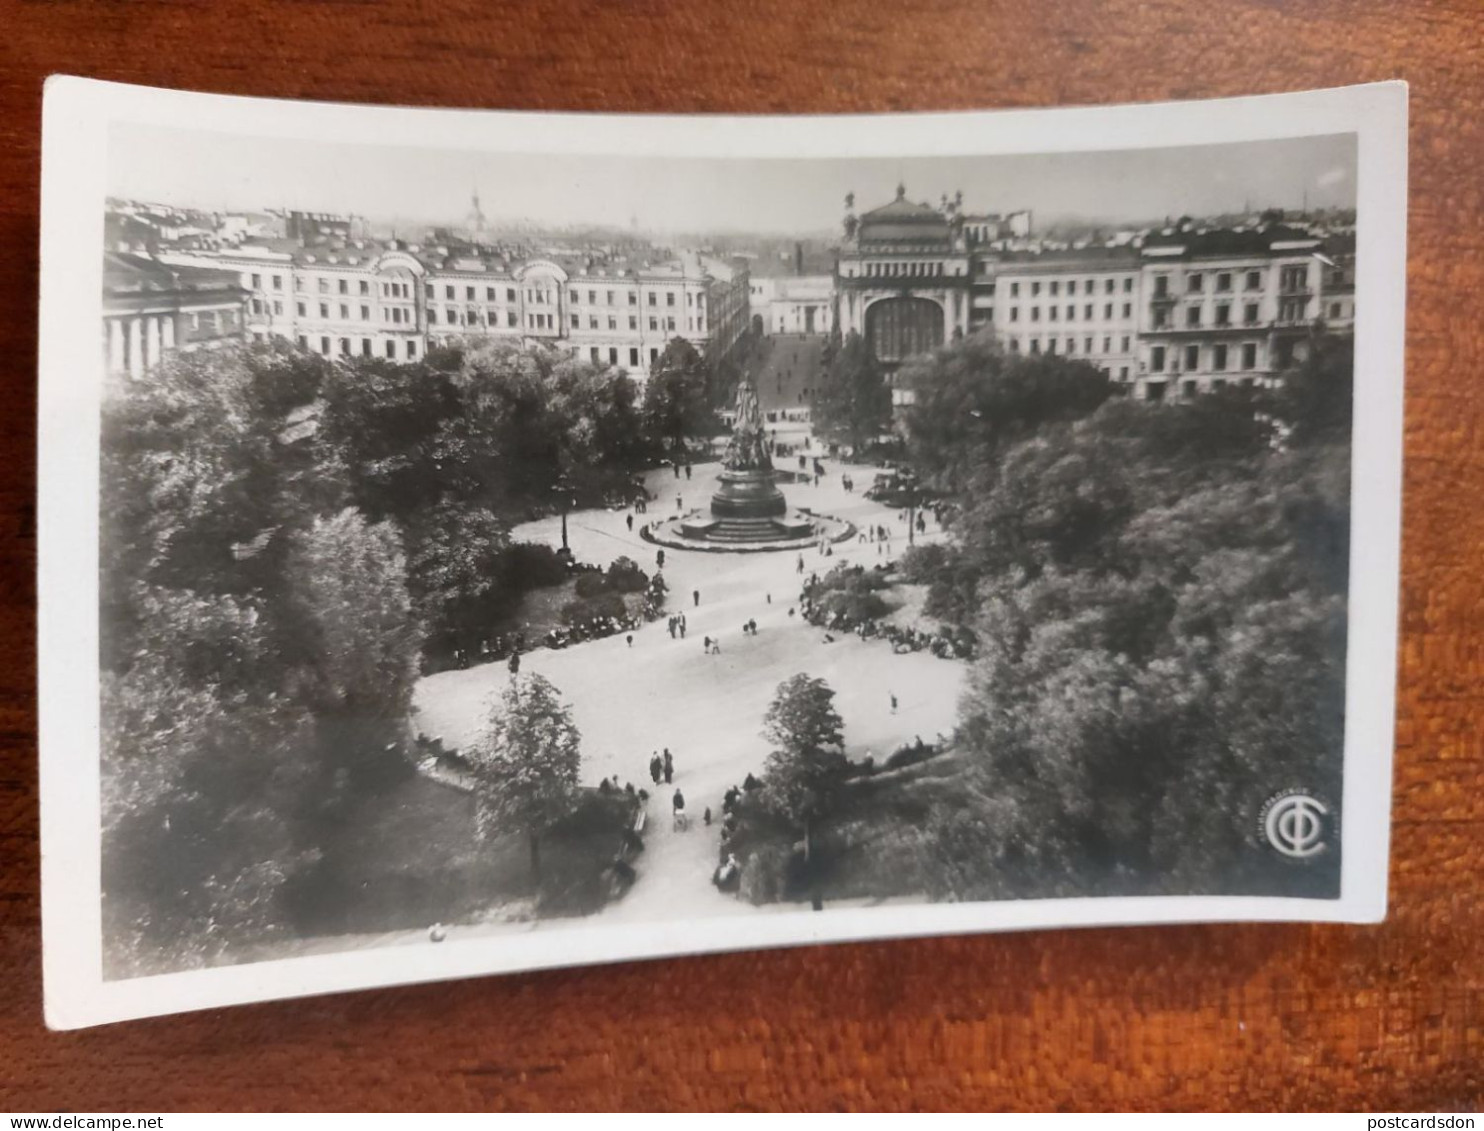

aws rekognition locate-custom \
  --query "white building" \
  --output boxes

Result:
[155,237,749,383]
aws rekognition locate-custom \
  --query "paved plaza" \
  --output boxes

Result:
[413,436,965,926]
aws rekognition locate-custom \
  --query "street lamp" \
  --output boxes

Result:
[553,472,575,562]
[902,469,919,546]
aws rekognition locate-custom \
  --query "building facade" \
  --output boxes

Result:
[765,275,835,335]
[991,248,1142,385]
[835,187,1354,406]
[1134,226,1347,401]
[835,186,973,405]
[101,251,250,381]
[153,239,749,383]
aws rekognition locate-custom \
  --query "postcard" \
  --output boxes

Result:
[38,77,1406,1028]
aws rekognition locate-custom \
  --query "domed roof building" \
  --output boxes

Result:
[836,185,974,402]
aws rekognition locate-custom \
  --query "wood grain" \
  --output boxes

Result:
[1,0,1480,1112]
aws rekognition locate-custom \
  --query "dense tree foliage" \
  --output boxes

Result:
[901,334,1115,494]
[916,337,1353,901]
[99,335,659,970]
[641,337,714,454]
[466,673,584,879]
[760,674,848,832]
[811,330,891,451]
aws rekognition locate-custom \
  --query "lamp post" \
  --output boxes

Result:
[902,469,919,546]
[553,472,575,562]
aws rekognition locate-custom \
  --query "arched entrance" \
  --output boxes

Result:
[865,296,944,363]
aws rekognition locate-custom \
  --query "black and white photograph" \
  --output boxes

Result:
[37,79,1406,1028]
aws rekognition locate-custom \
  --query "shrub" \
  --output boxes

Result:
[573,572,609,599]
[499,542,569,590]
[560,590,628,629]
[606,555,649,593]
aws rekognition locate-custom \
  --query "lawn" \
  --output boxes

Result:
[282,773,638,938]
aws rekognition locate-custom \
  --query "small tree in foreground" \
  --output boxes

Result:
[467,673,582,881]
[760,675,847,907]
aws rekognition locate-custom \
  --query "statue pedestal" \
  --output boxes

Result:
[710,467,787,520]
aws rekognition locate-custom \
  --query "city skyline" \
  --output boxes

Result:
[109,124,1357,238]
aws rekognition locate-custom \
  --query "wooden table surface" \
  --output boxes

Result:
[1,0,1480,1112]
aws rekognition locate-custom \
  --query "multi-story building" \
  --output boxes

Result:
[835,186,974,405]
[764,275,835,335]
[992,248,1142,384]
[1135,224,1344,401]
[101,251,249,381]
[835,187,1354,407]
[152,236,749,384]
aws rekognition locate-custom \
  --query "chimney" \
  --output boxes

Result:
[794,241,804,276]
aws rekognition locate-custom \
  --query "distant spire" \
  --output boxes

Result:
[896,181,907,201]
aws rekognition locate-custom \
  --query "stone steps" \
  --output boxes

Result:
[706,519,793,543]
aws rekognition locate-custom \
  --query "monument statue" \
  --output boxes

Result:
[708,376,788,527]
[721,377,773,472]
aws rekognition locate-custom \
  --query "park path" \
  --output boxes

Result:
[412,413,962,933]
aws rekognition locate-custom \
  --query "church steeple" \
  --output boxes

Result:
[466,180,487,241]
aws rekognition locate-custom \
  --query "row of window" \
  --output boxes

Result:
[1006,277,1135,298]
[1009,335,1132,357]
[430,283,519,304]
[1149,298,1308,330]
[289,334,422,361]
[863,261,946,278]
[1151,268,1294,299]
[428,308,521,328]
[1010,303,1135,324]
[271,329,671,373]
[1149,342,1261,373]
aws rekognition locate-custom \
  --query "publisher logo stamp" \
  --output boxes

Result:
[1261,792,1331,858]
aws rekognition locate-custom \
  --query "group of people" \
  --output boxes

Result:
[648,748,676,785]
[710,773,763,891]
[666,613,688,639]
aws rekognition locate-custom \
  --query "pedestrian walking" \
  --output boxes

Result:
[626,513,634,532]
[693,588,700,608]
[649,753,662,785]
[668,616,677,639]
[672,788,687,831]
[685,464,692,480]
[703,806,712,827]
[890,692,899,714]
[797,554,805,575]
[663,749,673,783]
[508,650,521,675]
[703,635,712,653]
[656,549,666,570]
[676,493,683,511]
[626,634,633,648]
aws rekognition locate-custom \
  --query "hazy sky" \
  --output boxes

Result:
[109,124,1356,235]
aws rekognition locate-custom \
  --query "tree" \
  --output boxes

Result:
[760,674,847,910]
[1267,331,1354,448]
[925,383,1350,903]
[760,674,847,831]
[285,507,424,780]
[315,355,461,521]
[901,334,1113,494]
[404,501,509,660]
[467,673,583,880]
[642,337,711,454]
[811,330,891,452]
